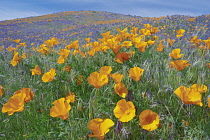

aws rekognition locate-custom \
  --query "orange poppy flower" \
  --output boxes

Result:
[111,73,124,84]
[176,29,185,38]
[58,49,70,58]
[129,67,144,81]
[87,72,108,88]
[169,48,184,59]
[6,46,17,52]
[139,109,160,131]
[169,60,191,71]
[174,86,203,106]
[30,65,42,75]
[42,68,56,82]
[65,40,79,49]
[20,53,27,59]
[135,41,148,52]
[37,46,50,54]
[203,39,210,49]
[0,85,4,97]
[156,43,165,52]
[99,66,112,76]
[114,83,128,98]
[62,66,71,72]
[139,29,151,36]
[115,52,130,63]
[2,93,26,115]
[10,51,21,66]
[19,43,26,47]
[65,92,75,103]
[57,49,70,64]
[88,118,114,140]
[150,27,159,34]
[121,41,132,48]
[44,37,59,48]
[13,39,21,43]
[14,88,34,103]
[167,38,176,46]
[57,56,66,64]
[147,40,155,46]
[50,98,71,120]
[114,99,136,122]
[208,95,210,108]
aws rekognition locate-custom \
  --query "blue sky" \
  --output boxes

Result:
[0,0,210,21]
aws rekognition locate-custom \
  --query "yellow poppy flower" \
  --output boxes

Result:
[65,40,79,49]
[99,66,112,76]
[21,53,27,59]
[58,49,70,58]
[167,38,176,46]
[37,45,50,54]
[50,98,71,120]
[13,39,21,43]
[88,118,114,140]
[156,43,165,52]
[10,51,21,66]
[111,73,124,84]
[174,86,203,106]
[150,27,159,34]
[42,68,56,82]
[57,56,66,64]
[176,29,185,38]
[30,65,42,75]
[169,60,191,71]
[139,29,151,36]
[2,93,26,115]
[114,99,136,122]
[19,43,26,47]
[44,37,59,48]
[114,83,128,98]
[87,72,108,89]
[129,67,144,81]
[14,88,34,103]
[121,41,132,48]
[139,109,160,131]
[65,92,75,103]
[169,48,184,59]
[147,40,155,46]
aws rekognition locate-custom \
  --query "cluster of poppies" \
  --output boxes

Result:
[1,23,209,139]
[169,48,191,71]
[86,66,161,139]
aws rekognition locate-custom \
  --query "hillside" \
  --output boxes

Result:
[0,11,210,48]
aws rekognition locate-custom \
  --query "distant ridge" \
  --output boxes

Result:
[0,10,142,23]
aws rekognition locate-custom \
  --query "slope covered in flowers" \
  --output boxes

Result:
[0,11,210,139]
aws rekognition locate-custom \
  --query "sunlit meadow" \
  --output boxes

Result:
[0,11,210,139]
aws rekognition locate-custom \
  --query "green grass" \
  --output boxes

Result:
[0,22,210,140]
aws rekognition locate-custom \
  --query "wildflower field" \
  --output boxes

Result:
[0,11,210,139]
